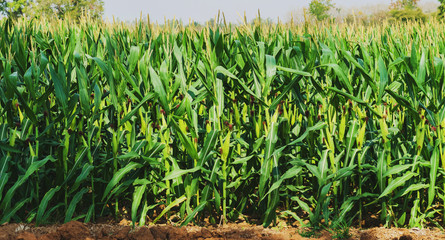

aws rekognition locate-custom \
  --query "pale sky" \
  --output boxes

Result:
[103,0,438,23]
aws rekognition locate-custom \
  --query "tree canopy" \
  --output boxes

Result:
[308,0,334,21]
[0,0,103,20]
[31,0,103,19]
[0,0,31,18]
[390,0,419,10]
[439,0,445,18]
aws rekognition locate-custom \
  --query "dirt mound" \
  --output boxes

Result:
[37,221,90,240]
[358,227,445,240]
[16,232,37,240]
[0,221,291,240]
[1,221,444,240]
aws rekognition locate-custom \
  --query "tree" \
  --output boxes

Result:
[388,0,426,22]
[390,0,419,10]
[30,0,104,20]
[389,7,426,22]
[308,0,334,21]
[0,0,31,19]
[439,0,445,18]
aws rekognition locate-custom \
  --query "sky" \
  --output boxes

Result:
[102,0,437,23]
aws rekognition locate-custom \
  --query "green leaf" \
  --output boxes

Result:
[171,120,199,160]
[0,142,22,153]
[65,188,89,223]
[416,50,427,93]
[292,197,312,216]
[289,121,327,145]
[386,88,417,116]
[173,44,187,92]
[379,172,417,199]
[325,63,353,94]
[221,131,231,162]
[120,92,156,126]
[153,195,187,224]
[198,130,219,166]
[378,56,388,104]
[128,46,140,74]
[259,121,279,199]
[76,66,90,116]
[213,66,265,107]
[231,155,254,165]
[145,142,166,158]
[428,146,439,207]
[88,56,118,108]
[118,62,139,94]
[318,149,330,184]
[132,184,147,225]
[382,164,413,178]
[331,165,355,181]
[270,70,307,110]
[329,87,382,117]
[163,166,201,181]
[63,147,89,186]
[180,200,208,226]
[14,88,38,124]
[149,66,169,113]
[0,156,54,210]
[345,120,359,166]
[215,77,224,117]
[263,55,276,96]
[261,166,302,201]
[0,156,10,202]
[341,50,376,92]
[36,187,60,226]
[214,66,238,80]
[275,65,311,77]
[102,162,142,201]
[399,183,429,197]
[376,150,387,192]
[50,65,68,114]
[0,198,31,224]
[69,164,94,194]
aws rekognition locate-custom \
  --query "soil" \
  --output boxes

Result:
[1,220,444,240]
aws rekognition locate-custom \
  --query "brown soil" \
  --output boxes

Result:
[0,221,444,240]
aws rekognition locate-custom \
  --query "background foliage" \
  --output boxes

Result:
[0,0,103,19]
[308,0,334,21]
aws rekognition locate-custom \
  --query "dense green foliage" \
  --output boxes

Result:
[29,0,104,20]
[1,18,445,230]
[389,7,426,22]
[0,0,103,20]
[308,0,334,21]
[389,0,420,10]
[439,0,445,18]
[0,0,31,19]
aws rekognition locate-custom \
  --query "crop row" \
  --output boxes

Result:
[0,18,445,228]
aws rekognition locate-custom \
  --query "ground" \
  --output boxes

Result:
[1,220,445,240]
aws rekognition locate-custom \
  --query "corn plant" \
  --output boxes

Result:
[1,16,445,229]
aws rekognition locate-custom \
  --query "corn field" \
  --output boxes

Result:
[1,17,445,229]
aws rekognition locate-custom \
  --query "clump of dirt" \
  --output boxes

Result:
[1,221,444,240]
[358,227,445,240]
[38,221,90,240]
[15,232,37,240]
